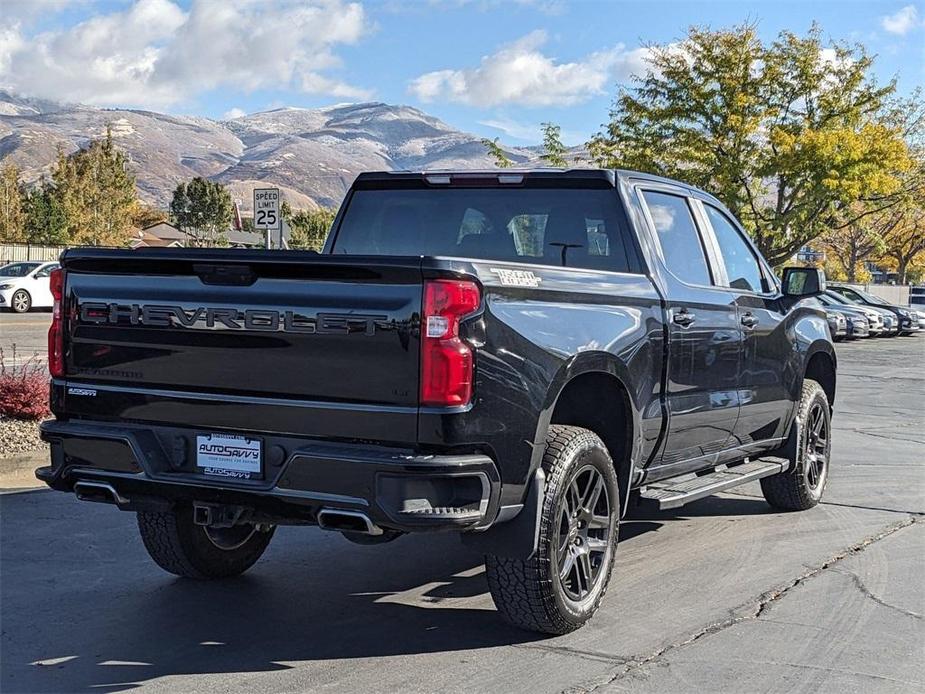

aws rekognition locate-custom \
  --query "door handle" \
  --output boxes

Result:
[741,312,759,328]
[672,309,696,326]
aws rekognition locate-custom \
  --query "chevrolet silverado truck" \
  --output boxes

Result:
[38,169,836,635]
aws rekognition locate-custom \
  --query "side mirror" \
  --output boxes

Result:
[781,267,826,297]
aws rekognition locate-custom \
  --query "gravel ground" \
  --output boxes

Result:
[0,415,46,458]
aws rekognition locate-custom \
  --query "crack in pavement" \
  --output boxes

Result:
[711,659,922,686]
[837,371,925,383]
[515,643,633,665]
[723,490,925,517]
[828,566,923,620]
[848,427,925,444]
[562,515,920,693]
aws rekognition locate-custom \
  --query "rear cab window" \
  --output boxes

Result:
[330,186,639,273]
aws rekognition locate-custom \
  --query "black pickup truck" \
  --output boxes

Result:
[38,169,836,634]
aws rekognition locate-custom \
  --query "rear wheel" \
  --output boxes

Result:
[485,425,620,634]
[137,504,274,578]
[11,289,31,313]
[760,379,831,511]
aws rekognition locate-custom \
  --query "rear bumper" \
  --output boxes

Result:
[38,419,502,533]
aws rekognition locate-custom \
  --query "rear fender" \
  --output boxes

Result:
[532,352,643,493]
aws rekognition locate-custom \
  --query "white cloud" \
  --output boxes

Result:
[408,31,650,107]
[478,116,542,141]
[0,0,372,109]
[223,107,247,120]
[478,115,584,144]
[881,4,920,35]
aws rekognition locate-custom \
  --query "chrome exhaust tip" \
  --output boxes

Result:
[73,481,129,506]
[317,509,383,536]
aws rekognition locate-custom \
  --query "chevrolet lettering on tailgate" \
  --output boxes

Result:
[78,302,389,335]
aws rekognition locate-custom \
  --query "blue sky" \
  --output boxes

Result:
[2,0,923,145]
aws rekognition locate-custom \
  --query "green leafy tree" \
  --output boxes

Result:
[540,122,568,168]
[52,128,137,246]
[590,24,912,266]
[23,181,68,245]
[878,203,925,284]
[827,91,925,283]
[481,137,513,168]
[130,202,168,229]
[0,163,26,242]
[820,204,897,282]
[289,207,336,250]
[169,177,233,247]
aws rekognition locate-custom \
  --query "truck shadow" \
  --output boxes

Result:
[1,490,772,692]
[626,493,776,521]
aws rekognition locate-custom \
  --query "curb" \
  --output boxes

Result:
[0,449,47,482]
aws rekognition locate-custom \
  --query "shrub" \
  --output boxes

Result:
[0,347,50,420]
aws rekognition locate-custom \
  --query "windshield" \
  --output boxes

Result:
[825,290,860,306]
[331,187,635,272]
[0,262,40,277]
[851,288,886,304]
[835,286,885,305]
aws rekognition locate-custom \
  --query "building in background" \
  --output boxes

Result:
[130,222,189,248]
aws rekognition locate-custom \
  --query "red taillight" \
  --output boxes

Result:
[48,268,65,377]
[420,279,481,407]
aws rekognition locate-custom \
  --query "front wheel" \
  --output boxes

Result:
[11,289,31,313]
[485,425,620,634]
[137,505,275,578]
[760,379,831,511]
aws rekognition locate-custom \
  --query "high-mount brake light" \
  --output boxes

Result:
[48,268,65,377]
[420,279,481,407]
[497,174,524,184]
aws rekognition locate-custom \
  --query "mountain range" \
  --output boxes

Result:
[0,90,534,211]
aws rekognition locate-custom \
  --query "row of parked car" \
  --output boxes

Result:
[820,284,923,340]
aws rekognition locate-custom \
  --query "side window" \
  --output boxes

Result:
[703,204,765,293]
[641,190,712,286]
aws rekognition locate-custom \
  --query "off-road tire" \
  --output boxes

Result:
[11,289,31,313]
[137,505,274,579]
[761,379,831,511]
[485,425,620,634]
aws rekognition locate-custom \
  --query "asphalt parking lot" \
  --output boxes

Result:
[1,321,923,693]
[0,311,51,367]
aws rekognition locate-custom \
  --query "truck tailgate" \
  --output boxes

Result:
[59,250,423,440]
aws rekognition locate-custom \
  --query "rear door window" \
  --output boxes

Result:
[640,191,712,286]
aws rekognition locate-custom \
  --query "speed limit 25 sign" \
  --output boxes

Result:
[253,188,280,230]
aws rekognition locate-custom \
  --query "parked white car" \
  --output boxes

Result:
[0,261,60,313]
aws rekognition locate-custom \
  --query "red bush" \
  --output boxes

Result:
[0,347,50,420]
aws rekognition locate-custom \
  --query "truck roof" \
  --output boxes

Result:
[352,168,724,206]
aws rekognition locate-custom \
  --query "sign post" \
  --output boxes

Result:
[253,188,280,249]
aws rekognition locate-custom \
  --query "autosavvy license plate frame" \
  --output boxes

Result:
[196,432,264,480]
